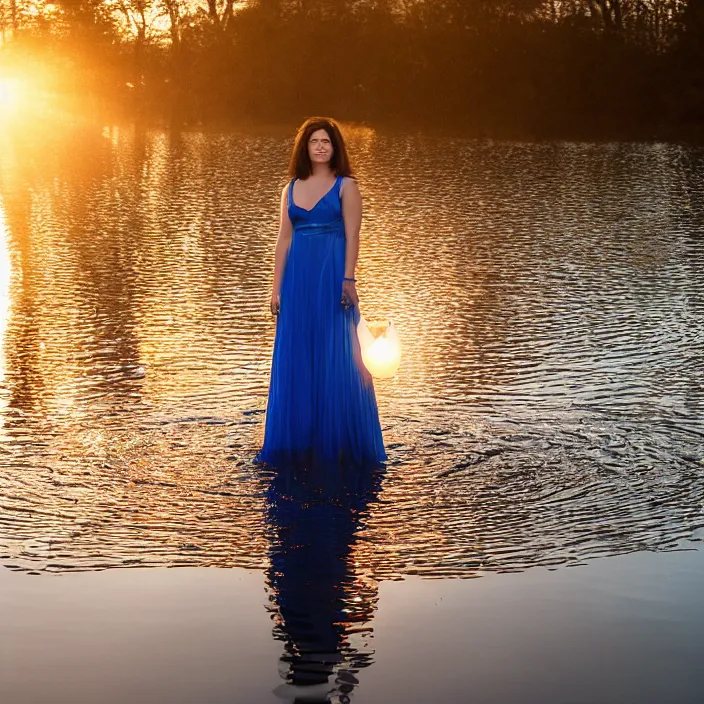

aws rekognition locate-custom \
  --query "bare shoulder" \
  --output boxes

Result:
[340,176,361,199]
[279,181,292,207]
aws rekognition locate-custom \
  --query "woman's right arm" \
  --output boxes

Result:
[270,184,293,315]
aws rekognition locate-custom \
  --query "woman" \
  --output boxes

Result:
[256,117,386,470]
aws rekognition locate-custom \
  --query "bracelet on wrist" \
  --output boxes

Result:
[343,277,356,282]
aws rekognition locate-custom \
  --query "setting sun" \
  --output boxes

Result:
[0,77,22,115]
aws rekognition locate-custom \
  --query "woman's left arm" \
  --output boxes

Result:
[341,177,362,308]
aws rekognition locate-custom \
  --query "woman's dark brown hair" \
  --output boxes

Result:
[288,117,354,180]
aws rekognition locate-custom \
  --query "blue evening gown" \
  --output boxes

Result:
[257,175,386,469]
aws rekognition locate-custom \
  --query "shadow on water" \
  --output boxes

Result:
[264,464,384,703]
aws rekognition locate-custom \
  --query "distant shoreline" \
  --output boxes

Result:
[29,97,704,145]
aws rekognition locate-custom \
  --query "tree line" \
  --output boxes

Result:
[1,0,703,138]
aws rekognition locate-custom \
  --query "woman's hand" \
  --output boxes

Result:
[341,280,359,310]
[270,292,280,317]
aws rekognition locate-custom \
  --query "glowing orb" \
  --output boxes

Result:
[357,316,401,379]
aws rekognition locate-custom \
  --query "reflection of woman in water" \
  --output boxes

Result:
[265,463,382,702]
[256,117,386,470]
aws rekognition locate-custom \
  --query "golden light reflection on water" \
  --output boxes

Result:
[0,199,11,420]
[0,124,702,583]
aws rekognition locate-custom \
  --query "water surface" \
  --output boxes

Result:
[3,547,704,703]
[1,125,703,698]
[2,128,702,577]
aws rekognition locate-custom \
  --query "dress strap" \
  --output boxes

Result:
[287,178,297,209]
[336,174,343,201]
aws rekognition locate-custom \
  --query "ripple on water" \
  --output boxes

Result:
[0,131,703,578]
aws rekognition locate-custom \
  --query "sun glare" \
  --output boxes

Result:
[0,77,23,115]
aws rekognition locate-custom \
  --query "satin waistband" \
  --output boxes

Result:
[293,220,345,238]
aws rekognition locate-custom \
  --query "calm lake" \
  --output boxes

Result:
[1,124,703,702]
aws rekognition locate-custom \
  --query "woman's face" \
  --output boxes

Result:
[308,128,334,166]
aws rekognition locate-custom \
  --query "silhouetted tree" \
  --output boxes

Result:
[0,0,701,136]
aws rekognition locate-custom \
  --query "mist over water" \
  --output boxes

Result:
[0,128,703,582]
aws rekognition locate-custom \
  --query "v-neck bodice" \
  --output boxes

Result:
[288,176,344,234]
